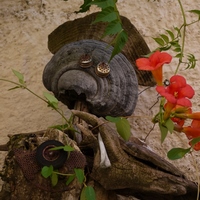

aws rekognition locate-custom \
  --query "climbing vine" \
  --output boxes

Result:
[77,0,128,61]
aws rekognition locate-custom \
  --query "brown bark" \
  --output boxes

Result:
[0,111,198,200]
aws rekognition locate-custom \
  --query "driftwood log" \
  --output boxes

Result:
[0,111,198,200]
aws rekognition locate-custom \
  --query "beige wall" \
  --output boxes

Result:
[1,0,200,185]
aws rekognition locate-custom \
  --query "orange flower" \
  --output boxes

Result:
[136,51,172,85]
[175,112,200,120]
[182,120,200,139]
[189,141,200,151]
[156,75,195,106]
[171,105,192,126]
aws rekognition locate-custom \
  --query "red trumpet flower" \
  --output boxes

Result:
[156,75,194,107]
[136,51,172,85]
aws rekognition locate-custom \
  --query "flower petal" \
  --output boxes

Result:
[179,84,195,99]
[177,98,192,107]
[149,51,172,69]
[170,75,186,87]
[136,58,152,70]
[191,119,200,128]
[183,127,200,139]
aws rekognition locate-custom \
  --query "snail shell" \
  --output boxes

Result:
[48,12,156,86]
[43,39,138,117]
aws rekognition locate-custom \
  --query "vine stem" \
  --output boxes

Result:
[0,78,69,123]
[175,0,187,74]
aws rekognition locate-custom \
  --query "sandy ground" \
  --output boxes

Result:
[1,0,200,189]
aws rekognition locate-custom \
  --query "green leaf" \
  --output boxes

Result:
[175,53,183,58]
[171,42,180,48]
[160,34,169,43]
[85,186,96,200]
[165,29,175,40]
[43,92,58,109]
[110,30,128,61]
[93,7,117,23]
[164,118,174,134]
[159,122,168,143]
[49,124,69,131]
[106,116,121,123]
[76,0,92,13]
[174,26,181,37]
[41,165,53,178]
[153,37,165,46]
[12,69,25,85]
[80,187,87,200]
[66,174,75,185]
[63,145,74,152]
[173,47,181,52]
[74,168,85,184]
[116,118,131,141]
[190,137,200,147]
[167,147,191,160]
[89,0,115,9]
[189,10,200,20]
[8,86,21,91]
[103,20,122,36]
[186,53,197,69]
[50,145,74,152]
[51,172,58,186]
[159,45,171,51]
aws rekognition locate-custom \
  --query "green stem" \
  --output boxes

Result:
[0,78,69,123]
[175,0,187,74]
[53,171,74,176]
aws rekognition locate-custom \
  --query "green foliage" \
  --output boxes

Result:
[12,69,25,85]
[110,30,128,61]
[189,10,200,20]
[159,119,174,143]
[190,137,200,147]
[41,165,87,189]
[51,172,58,186]
[81,186,96,200]
[159,122,168,143]
[167,147,191,160]
[92,7,118,23]
[76,0,92,13]
[66,174,75,185]
[43,92,59,109]
[186,53,197,69]
[41,165,59,186]
[50,145,74,152]
[152,28,182,56]
[74,168,85,184]
[76,0,128,61]
[41,165,53,178]
[106,116,131,141]
[50,124,69,131]
[105,116,121,123]
[153,26,197,70]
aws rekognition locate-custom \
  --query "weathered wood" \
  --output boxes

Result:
[72,110,198,200]
[0,114,198,200]
[47,12,156,86]
[0,129,85,200]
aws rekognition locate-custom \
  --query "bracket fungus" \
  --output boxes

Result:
[43,12,156,117]
[43,39,138,117]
